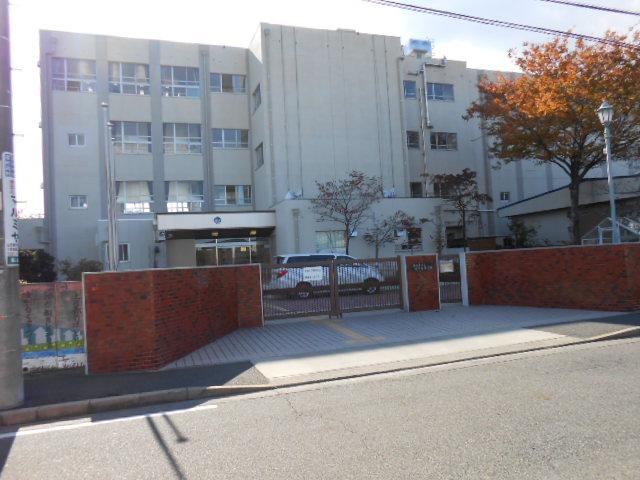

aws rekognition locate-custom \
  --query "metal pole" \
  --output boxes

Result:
[0,0,23,409]
[101,103,118,270]
[603,123,620,244]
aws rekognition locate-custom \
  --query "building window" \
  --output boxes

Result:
[255,143,264,169]
[427,82,454,101]
[166,181,204,212]
[111,121,152,154]
[163,123,202,154]
[403,80,417,99]
[214,185,252,206]
[161,65,200,97]
[69,195,88,209]
[430,132,458,150]
[410,182,423,198]
[315,231,346,254]
[252,84,262,112]
[68,133,85,147]
[51,58,96,92]
[108,62,150,95]
[116,181,153,214]
[396,227,422,252]
[433,181,450,198]
[406,131,420,149]
[212,128,249,149]
[500,191,511,202]
[210,73,246,93]
[118,243,130,262]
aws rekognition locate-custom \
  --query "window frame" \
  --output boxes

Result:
[116,181,154,214]
[67,133,85,147]
[118,243,130,263]
[108,62,150,96]
[165,180,204,212]
[409,182,423,198]
[403,80,417,99]
[163,123,202,154]
[430,132,458,151]
[500,191,511,202]
[211,128,249,149]
[160,65,200,98]
[255,142,264,169]
[427,82,455,101]
[210,73,247,94]
[406,130,420,149]
[111,121,152,154]
[68,194,88,209]
[51,57,96,93]
[315,230,347,254]
[213,185,252,206]
[252,84,262,113]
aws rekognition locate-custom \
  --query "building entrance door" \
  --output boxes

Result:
[196,238,271,266]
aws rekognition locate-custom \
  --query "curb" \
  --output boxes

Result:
[2,326,639,428]
[0,385,275,427]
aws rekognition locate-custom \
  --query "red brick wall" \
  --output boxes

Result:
[466,244,640,311]
[84,265,263,374]
[405,255,440,311]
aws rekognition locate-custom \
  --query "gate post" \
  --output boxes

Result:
[400,255,410,311]
[459,252,469,306]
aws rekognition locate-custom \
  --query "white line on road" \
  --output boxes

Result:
[0,404,218,440]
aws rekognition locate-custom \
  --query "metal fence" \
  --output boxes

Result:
[261,257,402,320]
[438,255,462,304]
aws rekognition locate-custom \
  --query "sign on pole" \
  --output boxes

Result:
[2,152,19,266]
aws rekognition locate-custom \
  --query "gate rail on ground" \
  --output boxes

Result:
[261,257,403,320]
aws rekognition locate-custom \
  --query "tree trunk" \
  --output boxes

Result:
[344,228,350,255]
[375,242,379,260]
[568,179,581,244]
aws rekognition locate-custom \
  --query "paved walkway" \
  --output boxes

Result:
[164,306,627,379]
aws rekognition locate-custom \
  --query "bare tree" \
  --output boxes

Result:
[425,168,492,248]
[311,171,384,255]
[363,211,416,259]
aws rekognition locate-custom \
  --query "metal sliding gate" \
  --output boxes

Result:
[261,257,402,320]
[438,254,462,304]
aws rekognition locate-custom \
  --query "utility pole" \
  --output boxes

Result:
[0,0,24,409]
[101,103,118,271]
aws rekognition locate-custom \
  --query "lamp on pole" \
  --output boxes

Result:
[596,100,620,244]
[101,102,118,270]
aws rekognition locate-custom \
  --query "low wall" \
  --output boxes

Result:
[83,265,263,374]
[405,255,440,311]
[20,282,84,371]
[466,244,640,311]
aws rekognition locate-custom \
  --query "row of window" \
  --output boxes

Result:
[52,58,253,98]
[403,81,455,101]
[316,229,422,253]
[408,182,511,202]
[68,182,252,214]
[66,122,251,154]
[406,130,458,150]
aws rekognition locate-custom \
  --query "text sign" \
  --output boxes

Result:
[2,152,19,266]
[439,259,455,273]
[302,266,324,282]
[412,262,433,272]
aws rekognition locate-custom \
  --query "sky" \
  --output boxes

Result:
[9,0,640,216]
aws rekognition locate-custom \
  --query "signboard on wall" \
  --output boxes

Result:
[2,152,19,266]
[439,259,455,273]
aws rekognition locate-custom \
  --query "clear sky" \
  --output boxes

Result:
[9,0,640,216]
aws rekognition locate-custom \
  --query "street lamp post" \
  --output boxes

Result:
[596,100,620,244]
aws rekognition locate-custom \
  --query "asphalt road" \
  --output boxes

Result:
[2,338,639,479]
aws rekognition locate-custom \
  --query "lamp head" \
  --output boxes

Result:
[597,100,614,126]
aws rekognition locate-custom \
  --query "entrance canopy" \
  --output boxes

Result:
[157,211,276,240]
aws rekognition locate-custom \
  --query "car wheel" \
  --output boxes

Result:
[363,278,380,295]
[295,282,313,299]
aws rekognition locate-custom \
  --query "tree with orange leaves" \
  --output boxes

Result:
[466,32,640,244]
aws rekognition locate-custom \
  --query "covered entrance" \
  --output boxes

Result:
[156,211,276,267]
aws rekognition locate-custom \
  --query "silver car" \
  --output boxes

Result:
[267,253,385,299]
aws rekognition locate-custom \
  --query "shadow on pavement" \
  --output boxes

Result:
[22,361,265,408]
[526,312,640,338]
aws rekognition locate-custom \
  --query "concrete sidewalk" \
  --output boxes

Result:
[165,306,633,381]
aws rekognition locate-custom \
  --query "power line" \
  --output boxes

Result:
[536,0,640,17]
[363,0,640,50]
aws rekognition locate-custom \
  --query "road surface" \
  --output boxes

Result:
[1,338,639,479]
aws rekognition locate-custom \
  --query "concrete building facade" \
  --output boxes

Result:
[38,24,636,269]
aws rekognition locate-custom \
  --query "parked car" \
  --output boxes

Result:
[267,253,384,299]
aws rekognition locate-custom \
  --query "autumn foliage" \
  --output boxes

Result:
[466,31,640,243]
